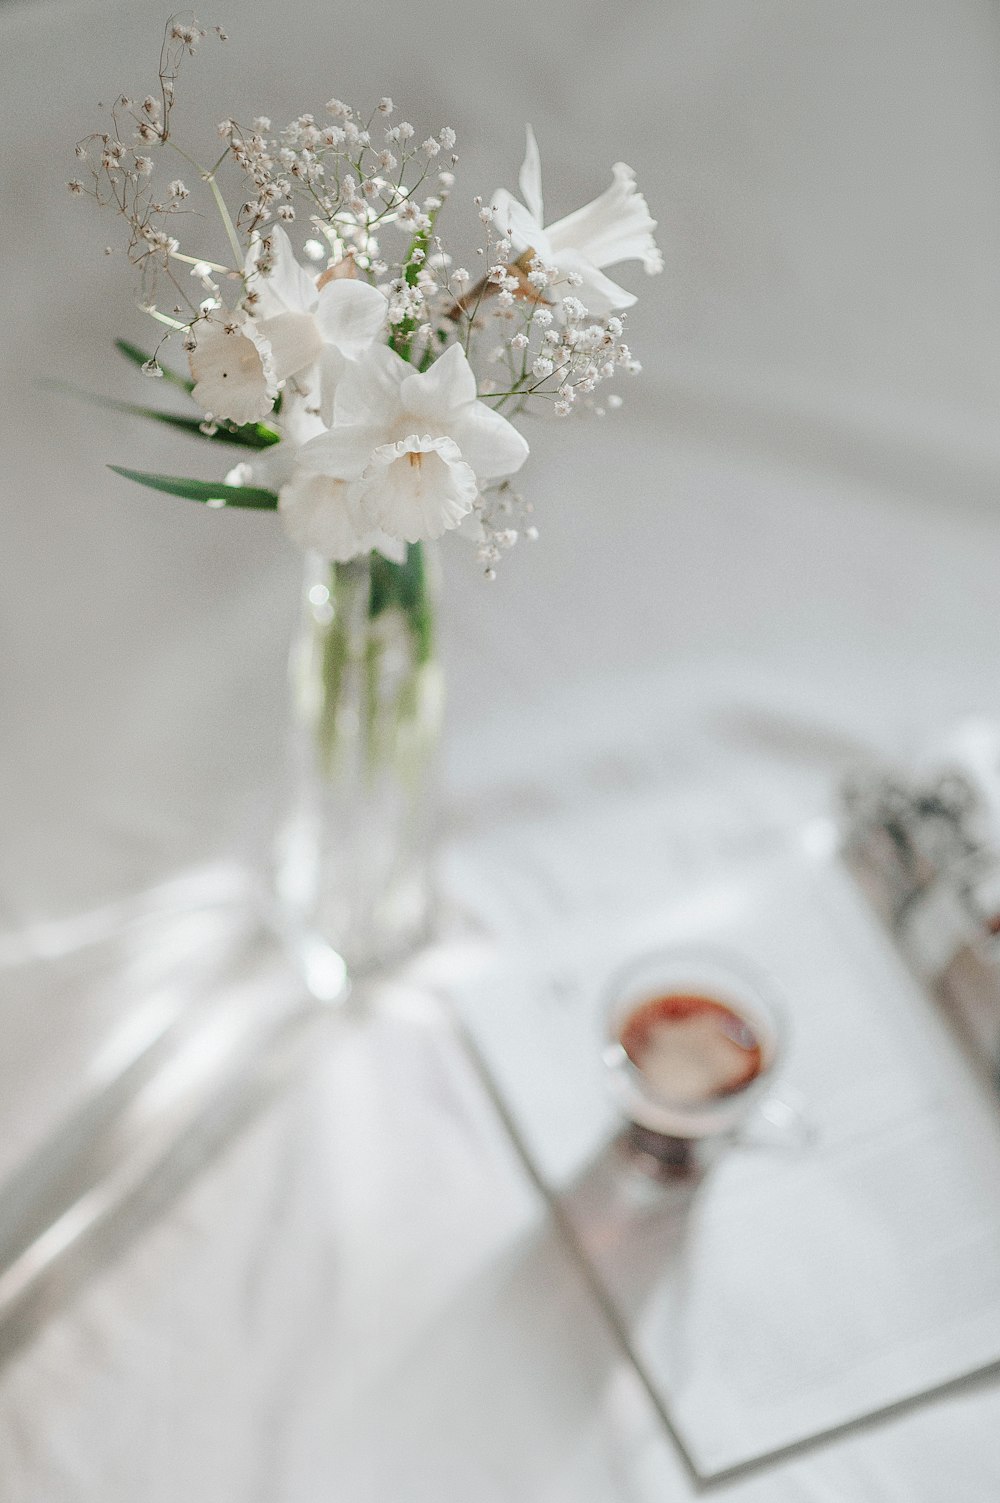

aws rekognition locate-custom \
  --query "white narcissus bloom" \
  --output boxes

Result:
[188,317,278,425]
[222,390,403,563]
[278,470,406,564]
[246,226,387,420]
[491,125,663,315]
[265,395,401,562]
[188,229,387,427]
[293,342,529,549]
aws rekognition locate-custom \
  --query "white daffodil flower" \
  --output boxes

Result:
[278,468,406,563]
[296,342,529,545]
[246,226,387,419]
[188,316,278,425]
[491,125,663,315]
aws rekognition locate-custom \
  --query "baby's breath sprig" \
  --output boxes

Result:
[472,481,538,579]
[219,104,458,263]
[483,294,640,418]
[68,14,236,368]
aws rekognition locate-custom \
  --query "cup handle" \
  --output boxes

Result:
[735,1084,815,1151]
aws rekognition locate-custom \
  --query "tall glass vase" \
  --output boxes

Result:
[276,542,443,998]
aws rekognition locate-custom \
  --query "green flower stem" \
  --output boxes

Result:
[315,543,436,784]
[315,565,356,778]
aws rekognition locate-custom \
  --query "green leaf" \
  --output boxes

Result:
[44,380,280,450]
[115,339,195,393]
[107,466,279,509]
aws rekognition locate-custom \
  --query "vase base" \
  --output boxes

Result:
[280,913,436,1001]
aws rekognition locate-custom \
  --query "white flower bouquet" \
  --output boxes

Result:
[67,14,662,977]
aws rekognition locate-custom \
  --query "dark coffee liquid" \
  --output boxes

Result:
[619,994,764,1104]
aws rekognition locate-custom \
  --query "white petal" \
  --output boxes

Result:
[245,225,319,319]
[297,423,380,482]
[489,190,550,260]
[448,400,529,482]
[358,434,477,542]
[518,124,544,225]
[317,345,348,428]
[277,392,327,449]
[188,318,277,425]
[546,162,662,274]
[371,533,408,565]
[279,469,375,561]
[259,309,324,384]
[551,250,637,315]
[332,343,409,429]
[314,279,387,359]
[400,342,476,422]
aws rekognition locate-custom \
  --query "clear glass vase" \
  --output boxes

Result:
[275,543,443,997]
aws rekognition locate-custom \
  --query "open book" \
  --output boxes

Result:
[449,842,1000,1481]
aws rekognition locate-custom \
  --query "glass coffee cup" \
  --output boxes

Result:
[603,944,805,1171]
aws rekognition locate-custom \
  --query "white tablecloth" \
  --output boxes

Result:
[5,0,1000,1496]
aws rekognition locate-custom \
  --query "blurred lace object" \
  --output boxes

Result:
[841,719,1000,1078]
